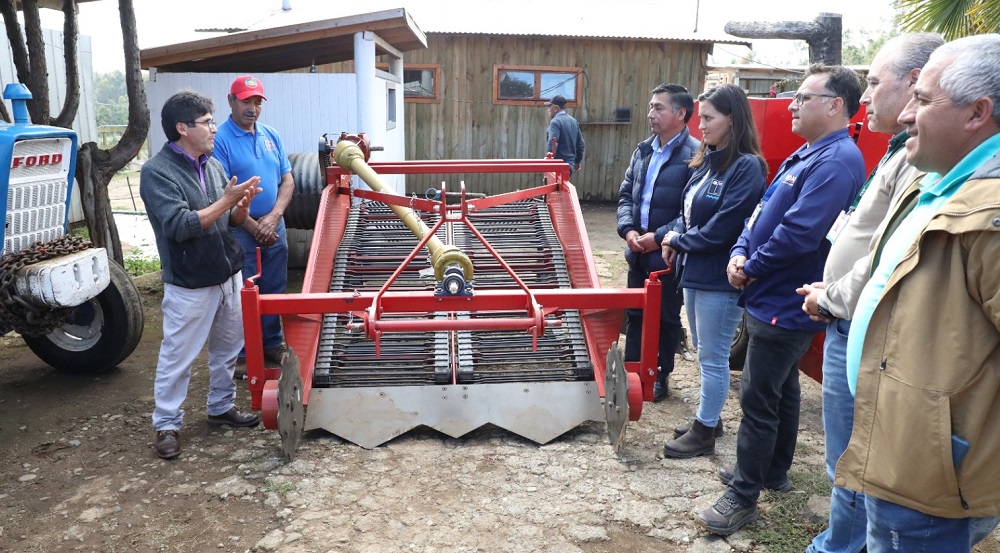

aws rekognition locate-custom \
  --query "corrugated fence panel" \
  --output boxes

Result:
[147,72,357,157]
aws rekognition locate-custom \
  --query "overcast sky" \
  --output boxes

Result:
[42,0,899,74]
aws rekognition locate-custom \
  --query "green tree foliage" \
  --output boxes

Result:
[898,0,1000,39]
[94,70,129,127]
[842,28,899,66]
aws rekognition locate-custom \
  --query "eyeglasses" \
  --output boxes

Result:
[793,93,839,106]
[188,119,217,129]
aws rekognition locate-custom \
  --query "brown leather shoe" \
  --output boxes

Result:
[207,407,260,427]
[155,429,181,459]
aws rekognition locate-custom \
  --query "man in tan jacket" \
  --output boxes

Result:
[837,34,1000,551]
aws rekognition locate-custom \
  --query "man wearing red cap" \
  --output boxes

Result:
[212,75,294,366]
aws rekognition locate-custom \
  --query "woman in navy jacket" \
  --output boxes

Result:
[660,84,768,458]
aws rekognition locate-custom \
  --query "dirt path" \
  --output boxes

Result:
[1,202,997,553]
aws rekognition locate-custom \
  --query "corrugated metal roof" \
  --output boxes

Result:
[243,0,749,45]
[141,8,427,73]
[403,0,748,44]
[142,0,750,72]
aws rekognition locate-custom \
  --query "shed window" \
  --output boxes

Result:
[494,65,581,106]
[403,65,440,103]
[377,63,440,103]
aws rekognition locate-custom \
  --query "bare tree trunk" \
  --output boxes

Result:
[108,0,149,171]
[77,142,123,262]
[725,13,843,65]
[53,0,80,129]
[21,0,51,125]
[71,0,148,265]
[1,1,32,93]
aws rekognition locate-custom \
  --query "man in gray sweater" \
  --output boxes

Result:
[140,90,263,460]
[796,33,943,553]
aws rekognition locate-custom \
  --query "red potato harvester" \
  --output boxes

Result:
[240,133,667,459]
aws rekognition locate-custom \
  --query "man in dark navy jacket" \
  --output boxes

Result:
[616,83,700,402]
[697,65,867,535]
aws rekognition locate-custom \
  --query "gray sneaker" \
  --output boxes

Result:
[697,493,758,535]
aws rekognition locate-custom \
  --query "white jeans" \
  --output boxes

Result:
[152,272,244,431]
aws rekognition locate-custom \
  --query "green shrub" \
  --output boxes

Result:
[123,250,160,276]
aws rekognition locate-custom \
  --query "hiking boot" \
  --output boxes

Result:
[663,419,716,458]
[264,344,288,365]
[653,378,669,402]
[697,493,758,535]
[674,417,724,439]
[718,465,793,493]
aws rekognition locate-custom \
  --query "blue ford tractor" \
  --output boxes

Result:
[0,83,142,372]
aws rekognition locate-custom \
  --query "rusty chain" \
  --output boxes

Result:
[0,235,94,337]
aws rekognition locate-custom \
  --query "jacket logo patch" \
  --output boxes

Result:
[706,179,724,199]
[783,174,797,186]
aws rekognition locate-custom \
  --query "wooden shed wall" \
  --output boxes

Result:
[400,35,711,201]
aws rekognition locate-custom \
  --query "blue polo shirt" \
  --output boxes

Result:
[731,128,865,332]
[213,117,291,218]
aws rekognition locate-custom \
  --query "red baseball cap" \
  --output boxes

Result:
[230,75,267,101]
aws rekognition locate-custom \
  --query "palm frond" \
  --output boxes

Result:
[896,0,981,40]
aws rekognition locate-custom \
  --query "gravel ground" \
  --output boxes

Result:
[2,201,998,553]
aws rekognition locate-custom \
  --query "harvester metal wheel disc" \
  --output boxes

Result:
[604,343,629,454]
[277,348,305,462]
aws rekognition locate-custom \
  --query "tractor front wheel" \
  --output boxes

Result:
[23,262,144,373]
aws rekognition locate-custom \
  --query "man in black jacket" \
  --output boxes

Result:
[616,83,700,401]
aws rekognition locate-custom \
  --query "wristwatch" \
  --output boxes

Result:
[816,305,835,320]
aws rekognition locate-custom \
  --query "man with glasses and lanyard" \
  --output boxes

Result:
[697,65,866,536]
[213,75,295,368]
[141,91,263,460]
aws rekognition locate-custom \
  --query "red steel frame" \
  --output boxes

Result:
[240,157,665,428]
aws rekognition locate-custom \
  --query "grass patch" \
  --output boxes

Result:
[69,223,90,240]
[744,467,831,552]
[263,480,294,494]
[123,249,160,276]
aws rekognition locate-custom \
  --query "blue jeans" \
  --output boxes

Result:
[231,218,288,351]
[729,315,815,505]
[865,495,1000,553]
[683,288,743,427]
[624,250,683,380]
[808,318,867,553]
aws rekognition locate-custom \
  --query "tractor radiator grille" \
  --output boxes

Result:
[3,137,73,256]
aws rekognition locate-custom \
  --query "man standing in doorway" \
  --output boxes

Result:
[616,83,700,402]
[213,75,295,366]
[698,65,866,535]
[545,94,585,176]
